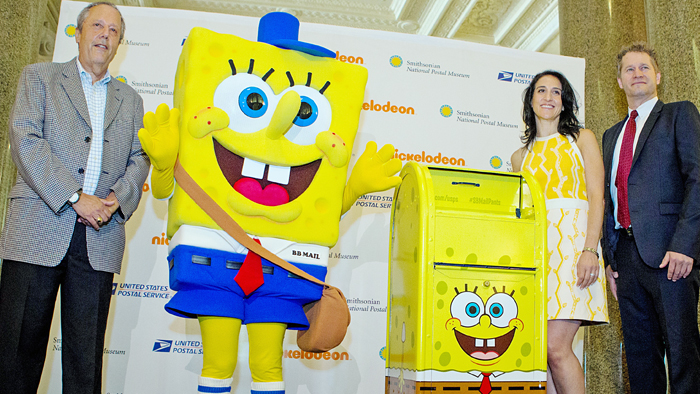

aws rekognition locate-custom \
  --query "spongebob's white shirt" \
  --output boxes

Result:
[169,224,330,267]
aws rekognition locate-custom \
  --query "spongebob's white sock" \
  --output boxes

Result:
[198,376,233,393]
[251,380,284,394]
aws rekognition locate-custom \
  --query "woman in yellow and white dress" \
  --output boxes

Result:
[511,71,608,394]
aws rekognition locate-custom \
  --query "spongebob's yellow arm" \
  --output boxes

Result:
[138,103,180,199]
[341,141,402,215]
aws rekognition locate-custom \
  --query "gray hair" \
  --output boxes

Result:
[76,2,125,43]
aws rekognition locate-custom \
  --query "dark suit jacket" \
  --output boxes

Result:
[602,100,700,270]
[0,58,150,274]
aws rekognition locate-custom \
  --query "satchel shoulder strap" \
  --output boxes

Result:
[173,159,328,287]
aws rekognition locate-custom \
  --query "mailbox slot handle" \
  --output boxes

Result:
[434,262,537,272]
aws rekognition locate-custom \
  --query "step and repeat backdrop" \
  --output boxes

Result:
[41,2,585,393]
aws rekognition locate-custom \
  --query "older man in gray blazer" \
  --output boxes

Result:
[0,2,149,393]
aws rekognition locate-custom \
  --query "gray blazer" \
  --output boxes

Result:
[0,58,150,274]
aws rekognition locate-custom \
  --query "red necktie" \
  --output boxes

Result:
[479,373,492,394]
[615,110,638,229]
[234,238,264,295]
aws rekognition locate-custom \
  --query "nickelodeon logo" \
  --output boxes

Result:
[152,233,170,246]
[394,149,466,166]
[284,349,350,361]
[362,100,415,115]
[143,182,150,192]
[335,51,363,64]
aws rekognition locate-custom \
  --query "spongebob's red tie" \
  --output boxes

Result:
[234,238,264,295]
[479,373,492,394]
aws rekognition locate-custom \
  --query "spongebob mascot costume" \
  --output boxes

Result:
[138,12,401,394]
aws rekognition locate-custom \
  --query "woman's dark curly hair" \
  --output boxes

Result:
[521,70,582,148]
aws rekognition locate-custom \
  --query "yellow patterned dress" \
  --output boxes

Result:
[522,133,608,324]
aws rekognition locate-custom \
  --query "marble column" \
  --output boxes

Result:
[559,0,647,139]
[644,0,700,107]
[0,0,58,282]
[558,1,647,393]
[0,0,55,231]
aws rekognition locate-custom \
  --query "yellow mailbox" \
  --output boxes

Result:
[385,162,547,393]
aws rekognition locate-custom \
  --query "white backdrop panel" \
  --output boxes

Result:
[42,2,585,393]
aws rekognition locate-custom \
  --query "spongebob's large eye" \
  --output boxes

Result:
[294,96,318,127]
[485,293,518,328]
[239,87,268,118]
[282,85,331,145]
[450,291,484,328]
[213,74,278,134]
[466,302,480,317]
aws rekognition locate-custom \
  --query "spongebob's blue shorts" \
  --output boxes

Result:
[164,245,326,330]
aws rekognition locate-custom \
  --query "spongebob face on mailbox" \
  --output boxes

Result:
[170,27,367,246]
[445,286,524,367]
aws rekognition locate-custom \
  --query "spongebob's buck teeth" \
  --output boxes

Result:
[267,164,291,185]
[240,158,291,185]
[213,139,321,204]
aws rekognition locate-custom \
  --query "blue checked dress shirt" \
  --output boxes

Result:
[76,60,110,195]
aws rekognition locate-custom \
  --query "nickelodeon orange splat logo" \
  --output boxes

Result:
[152,233,170,246]
[335,51,364,64]
[284,349,350,361]
[362,100,415,115]
[394,149,465,166]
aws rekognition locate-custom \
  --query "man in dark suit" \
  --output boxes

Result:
[602,42,700,393]
[0,2,149,393]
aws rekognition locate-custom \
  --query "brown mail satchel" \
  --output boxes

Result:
[173,160,351,353]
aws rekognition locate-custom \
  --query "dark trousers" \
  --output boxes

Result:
[0,222,114,394]
[615,232,700,394]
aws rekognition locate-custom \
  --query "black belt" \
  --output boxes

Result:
[617,227,633,237]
